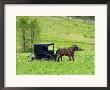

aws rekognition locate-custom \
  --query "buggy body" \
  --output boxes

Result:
[33,43,55,60]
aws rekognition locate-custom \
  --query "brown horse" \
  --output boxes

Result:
[56,45,83,62]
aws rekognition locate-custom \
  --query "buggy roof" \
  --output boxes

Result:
[33,43,54,46]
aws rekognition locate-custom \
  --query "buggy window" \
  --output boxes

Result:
[48,45,53,51]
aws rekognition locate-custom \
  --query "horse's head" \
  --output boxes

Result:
[72,45,83,51]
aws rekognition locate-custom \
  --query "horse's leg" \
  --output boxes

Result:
[68,56,71,61]
[57,55,60,62]
[61,56,62,61]
[54,55,57,61]
[59,56,62,62]
[57,56,59,62]
[72,55,74,61]
[71,55,74,61]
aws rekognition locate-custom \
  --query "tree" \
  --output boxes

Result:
[17,16,29,52]
[16,16,41,53]
[29,17,40,52]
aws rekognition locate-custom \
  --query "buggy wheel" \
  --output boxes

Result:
[44,54,52,61]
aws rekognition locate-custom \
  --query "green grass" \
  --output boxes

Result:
[16,53,94,75]
[16,16,95,75]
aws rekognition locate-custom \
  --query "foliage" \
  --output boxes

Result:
[16,16,40,53]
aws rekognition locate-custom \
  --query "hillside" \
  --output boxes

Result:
[16,16,95,75]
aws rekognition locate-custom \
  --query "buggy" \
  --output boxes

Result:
[32,43,56,60]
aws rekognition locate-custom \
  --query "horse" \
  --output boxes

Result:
[56,45,83,62]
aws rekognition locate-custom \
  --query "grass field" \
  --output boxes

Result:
[16,16,95,75]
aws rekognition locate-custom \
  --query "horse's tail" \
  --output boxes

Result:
[56,48,61,54]
[56,49,59,54]
[55,48,60,61]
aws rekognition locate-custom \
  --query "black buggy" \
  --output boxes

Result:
[32,43,56,60]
